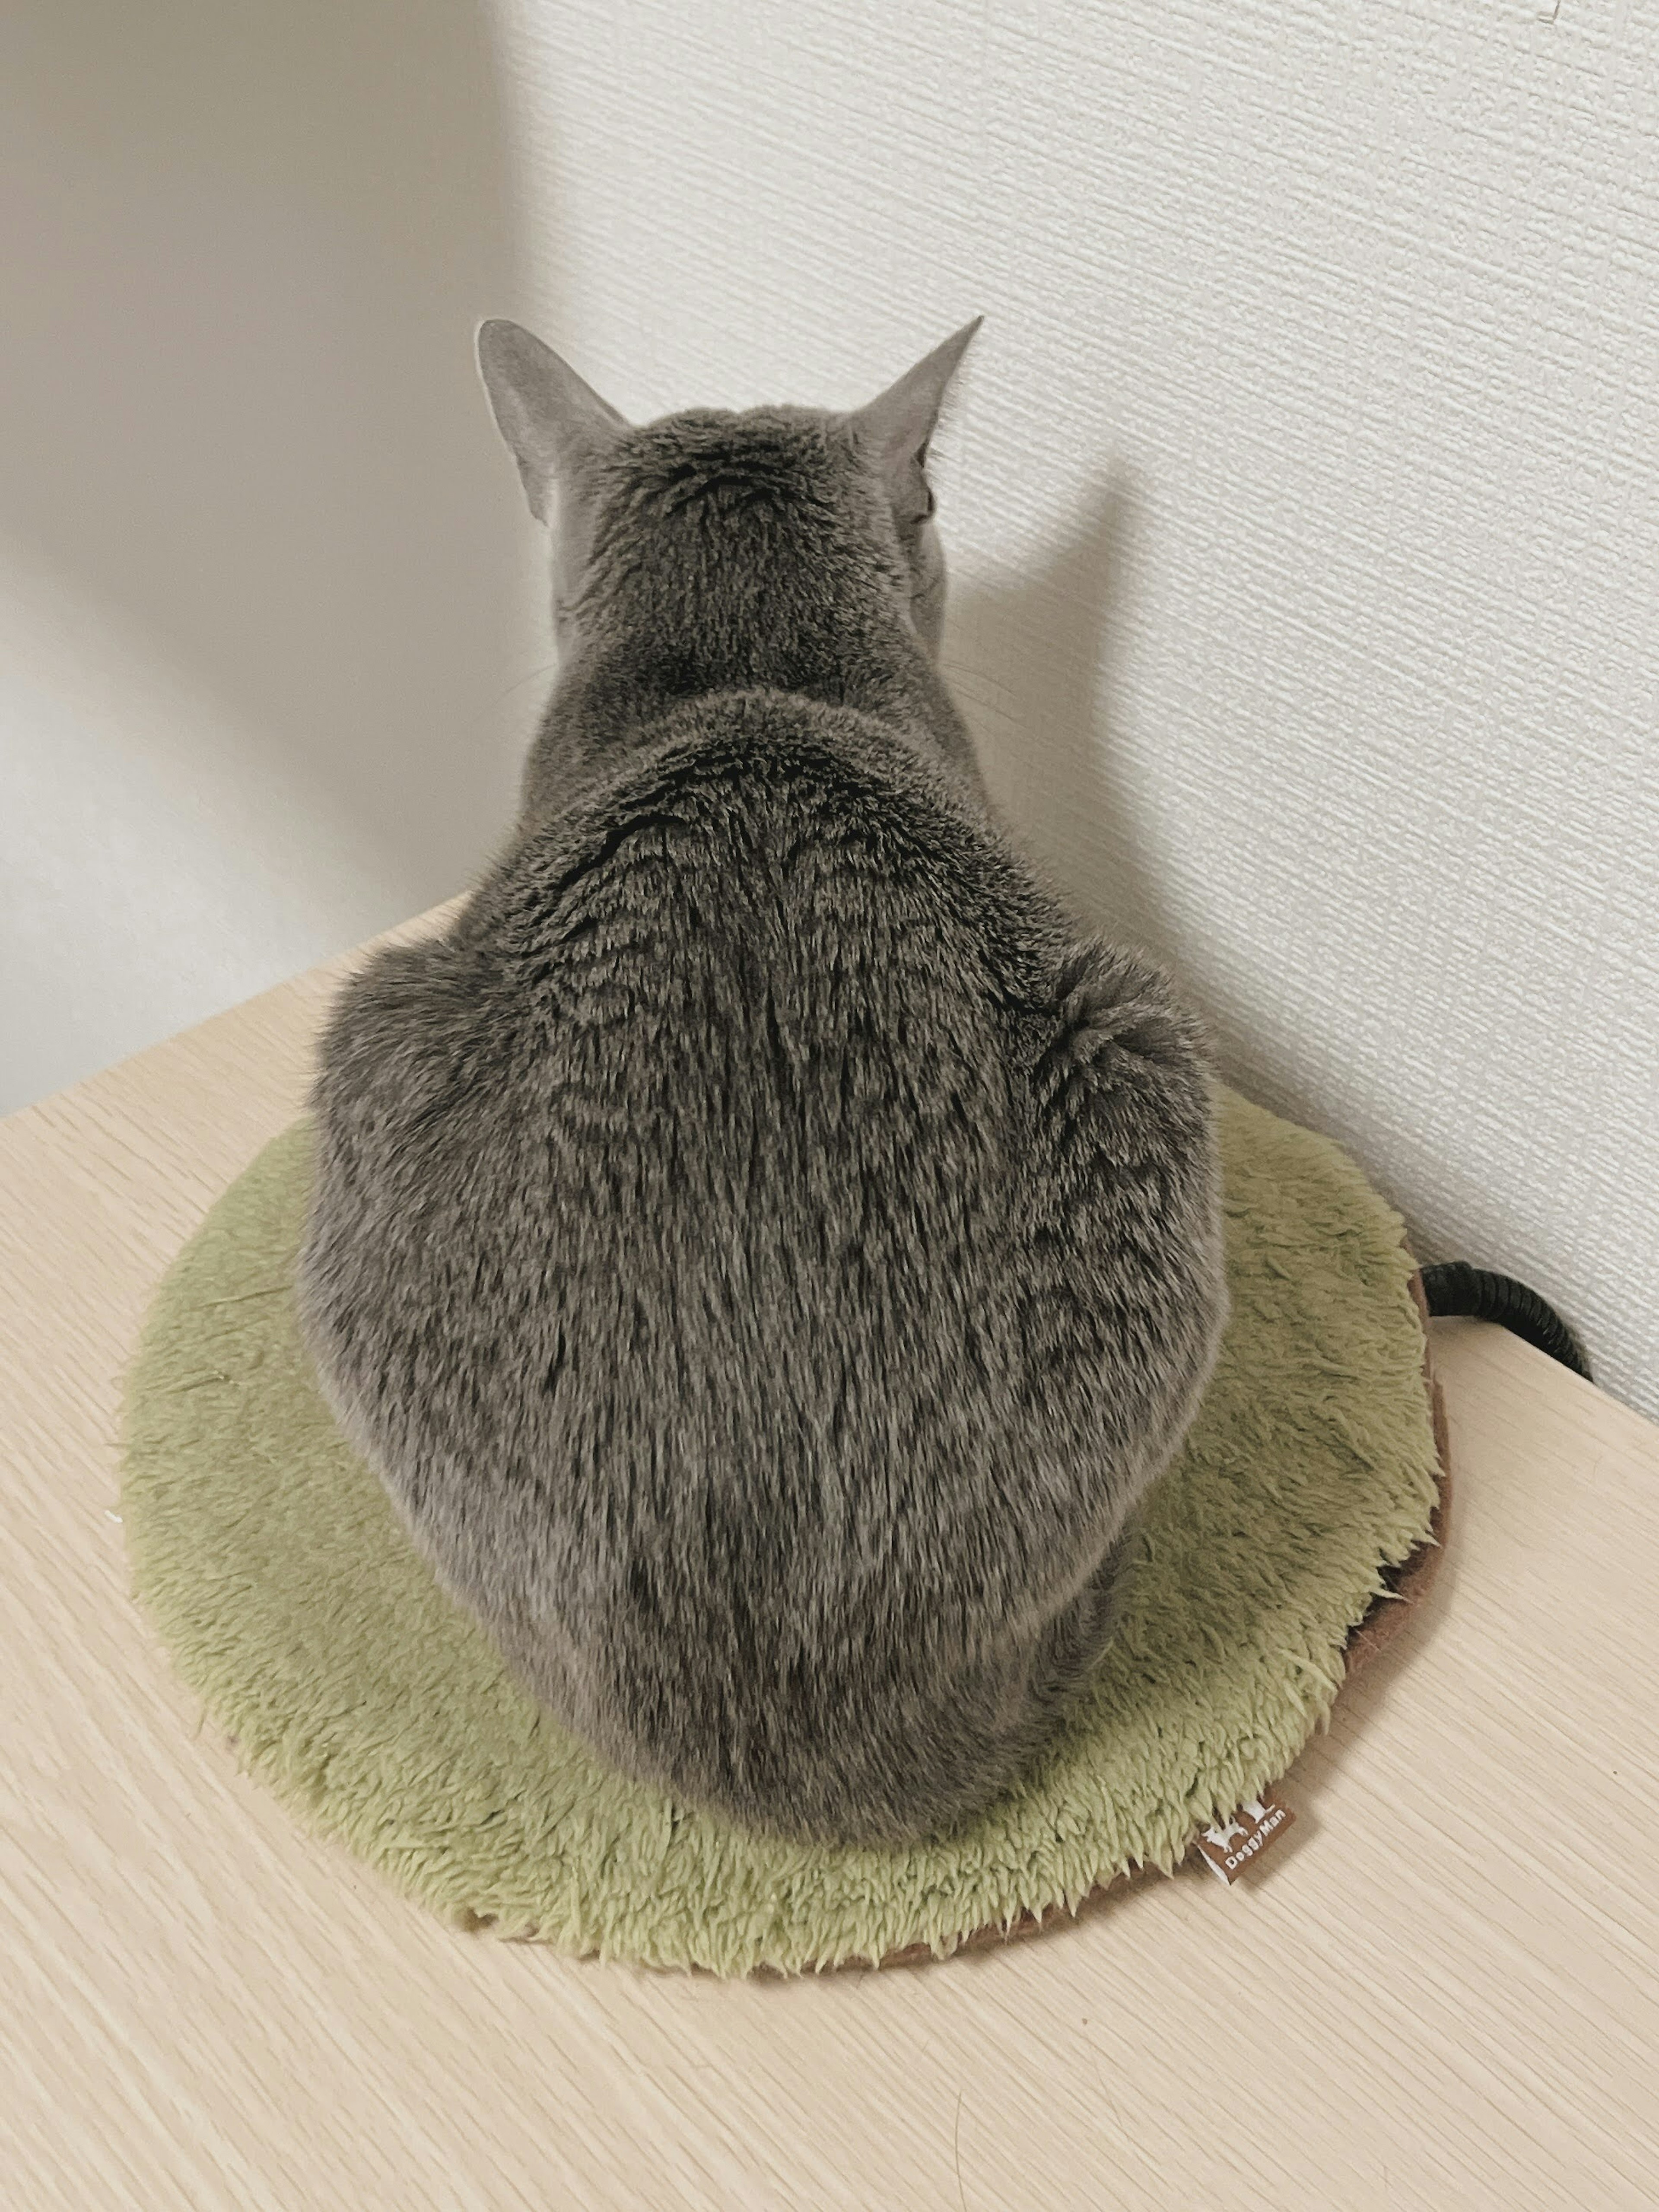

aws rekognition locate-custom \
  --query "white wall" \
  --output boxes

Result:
[491,0,1656,1411]
[0,0,537,1112]
[3,0,1654,1421]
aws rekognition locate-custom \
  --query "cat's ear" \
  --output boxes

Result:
[476,320,628,524]
[848,318,982,513]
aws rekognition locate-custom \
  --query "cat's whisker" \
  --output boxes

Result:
[458,661,561,738]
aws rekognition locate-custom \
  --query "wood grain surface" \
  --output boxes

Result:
[3,918,1656,2210]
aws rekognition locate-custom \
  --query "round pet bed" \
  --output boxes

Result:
[121,1088,1447,1976]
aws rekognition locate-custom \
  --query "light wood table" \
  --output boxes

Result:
[3,919,1656,2211]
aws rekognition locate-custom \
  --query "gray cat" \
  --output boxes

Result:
[297,318,1227,1846]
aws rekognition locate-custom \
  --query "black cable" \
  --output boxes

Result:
[1419,1262,1592,1382]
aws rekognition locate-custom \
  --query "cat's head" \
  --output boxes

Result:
[476,319,979,673]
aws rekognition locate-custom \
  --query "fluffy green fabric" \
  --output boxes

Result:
[122,1090,1439,1974]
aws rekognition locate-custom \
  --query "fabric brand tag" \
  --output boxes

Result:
[1194,1790,1295,1885]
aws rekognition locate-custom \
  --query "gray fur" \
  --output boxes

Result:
[297,321,1227,1845]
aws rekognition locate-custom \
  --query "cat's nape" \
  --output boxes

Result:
[296,322,1228,1845]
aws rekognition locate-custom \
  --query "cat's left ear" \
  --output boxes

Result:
[476,319,628,524]
[847,318,982,515]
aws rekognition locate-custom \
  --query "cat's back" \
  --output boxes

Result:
[430,687,1052,1403]
[300,685,1222,1840]
[479,686,1048,1217]
[303,683,1051,1497]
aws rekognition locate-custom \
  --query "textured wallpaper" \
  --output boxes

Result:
[492,0,1657,1418]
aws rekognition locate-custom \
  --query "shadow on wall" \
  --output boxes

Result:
[0,0,535,940]
[947,489,1589,1330]
[945,486,1328,1135]
[946,482,1231,1029]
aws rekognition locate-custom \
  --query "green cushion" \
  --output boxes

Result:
[121,1090,1440,1974]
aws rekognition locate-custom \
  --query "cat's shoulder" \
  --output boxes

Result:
[613,687,979,830]
[478,689,1014,938]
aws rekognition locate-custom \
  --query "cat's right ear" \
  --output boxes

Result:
[476,320,628,524]
[847,319,982,517]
